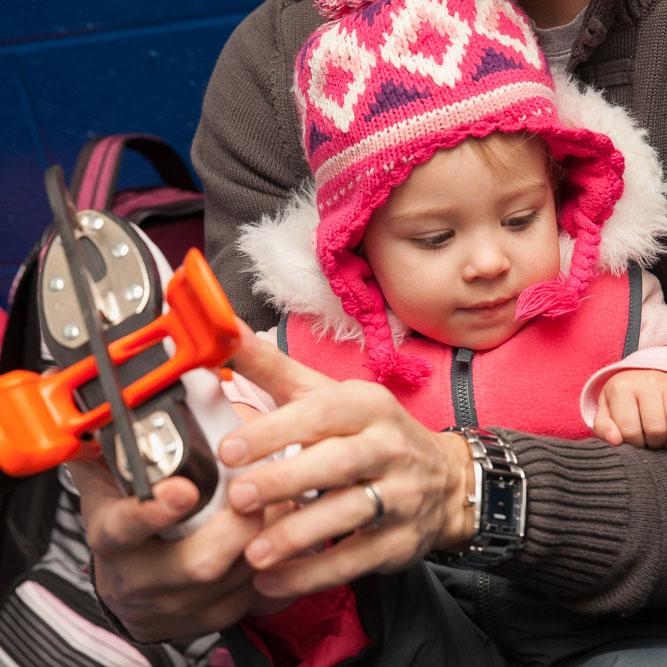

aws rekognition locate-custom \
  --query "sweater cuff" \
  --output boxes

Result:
[492,428,663,615]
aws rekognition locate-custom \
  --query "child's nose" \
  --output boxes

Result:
[461,242,511,281]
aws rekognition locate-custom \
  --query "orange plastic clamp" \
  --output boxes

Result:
[0,248,239,476]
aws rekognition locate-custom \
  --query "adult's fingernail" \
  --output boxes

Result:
[221,437,247,464]
[159,488,194,513]
[246,537,272,565]
[229,481,259,510]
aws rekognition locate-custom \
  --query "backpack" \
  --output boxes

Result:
[0,307,6,349]
[0,134,205,598]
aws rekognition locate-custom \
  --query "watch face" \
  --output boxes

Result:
[483,473,518,533]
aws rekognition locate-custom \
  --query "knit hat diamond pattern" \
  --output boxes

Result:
[295,0,624,388]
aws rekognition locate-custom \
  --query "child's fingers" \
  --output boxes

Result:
[636,387,667,449]
[604,390,645,447]
[594,392,623,446]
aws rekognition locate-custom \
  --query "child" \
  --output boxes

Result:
[226,0,667,448]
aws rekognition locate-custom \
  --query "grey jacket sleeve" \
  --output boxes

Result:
[496,430,667,614]
[191,0,320,331]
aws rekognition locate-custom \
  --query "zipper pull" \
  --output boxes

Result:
[455,348,474,364]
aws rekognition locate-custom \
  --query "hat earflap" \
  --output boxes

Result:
[516,209,602,320]
[516,132,625,321]
[329,251,432,389]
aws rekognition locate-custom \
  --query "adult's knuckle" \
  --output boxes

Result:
[380,429,411,463]
[344,380,395,415]
[182,551,219,584]
[396,430,413,455]
[333,555,359,582]
[405,486,426,516]
[304,396,331,434]
[270,523,301,556]
[330,449,359,481]
[261,464,294,497]
[88,524,120,555]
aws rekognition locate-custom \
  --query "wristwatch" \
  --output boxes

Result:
[444,426,527,568]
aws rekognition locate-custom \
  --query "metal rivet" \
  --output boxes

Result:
[145,433,165,464]
[83,215,104,230]
[63,324,80,340]
[48,277,65,292]
[152,415,166,429]
[124,284,144,301]
[111,242,130,258]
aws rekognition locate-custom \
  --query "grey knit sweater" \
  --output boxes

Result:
[192,0,667,617]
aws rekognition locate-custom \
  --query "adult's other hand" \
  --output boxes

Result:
[69,457,262,642]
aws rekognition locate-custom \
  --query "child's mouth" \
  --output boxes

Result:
[464,296,512,311]
[461,297,515,318]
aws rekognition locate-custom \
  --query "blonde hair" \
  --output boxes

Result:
[466,133,566,189]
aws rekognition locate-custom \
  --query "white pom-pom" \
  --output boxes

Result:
[314,0,376,20]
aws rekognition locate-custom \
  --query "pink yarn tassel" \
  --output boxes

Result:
[314,0,375,20]
[366,348,432,390]
[515,277,581,321]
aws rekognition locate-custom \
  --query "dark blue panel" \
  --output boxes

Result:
[0,54,48,304]
[0,8,252,308]
[21,18,241,167]
[0,0,263,45]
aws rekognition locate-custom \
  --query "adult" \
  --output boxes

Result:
[194,0,667,663]
[2,1,666,665]
[87,0,667,664]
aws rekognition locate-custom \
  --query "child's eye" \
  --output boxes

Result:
[504,212,539,230]
[411,231,453,249]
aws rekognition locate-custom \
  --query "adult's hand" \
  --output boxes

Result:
[68,456,262,642]
[220,320,475,600]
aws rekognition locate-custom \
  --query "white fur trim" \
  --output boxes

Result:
[555,76,667,274]
[239,76,667,337]
[237,189,409,342]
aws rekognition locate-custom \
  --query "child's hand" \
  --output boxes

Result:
[594,370,667,448]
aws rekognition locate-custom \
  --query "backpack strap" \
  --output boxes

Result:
[70,133,199,211]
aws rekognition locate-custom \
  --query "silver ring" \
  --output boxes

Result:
[363,483,385,528]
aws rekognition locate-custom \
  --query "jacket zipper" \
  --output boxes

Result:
[451,347,478,427]
[450,347,495,638]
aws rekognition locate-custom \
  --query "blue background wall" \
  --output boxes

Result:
[0,0,263,308]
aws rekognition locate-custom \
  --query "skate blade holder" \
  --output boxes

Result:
[40,209,155,350]
[0,246,239,477]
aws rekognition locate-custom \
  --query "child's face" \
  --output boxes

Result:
[363,134,561,350]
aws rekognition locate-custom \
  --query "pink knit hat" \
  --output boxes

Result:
[295,0,624,388]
